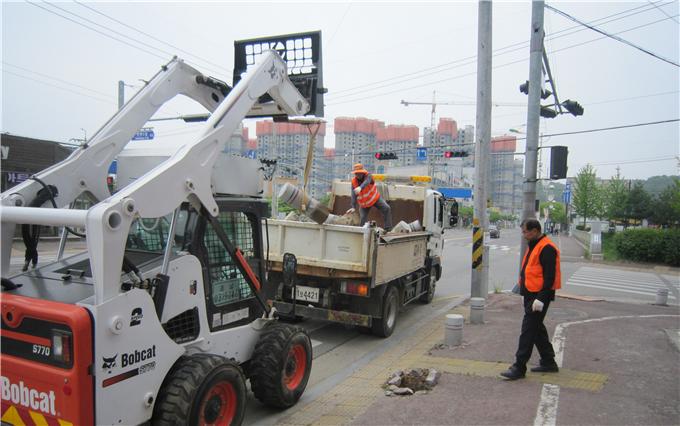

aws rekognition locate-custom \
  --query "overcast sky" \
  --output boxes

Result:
[2,0,678,180]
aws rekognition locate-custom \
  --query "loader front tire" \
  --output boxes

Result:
[152,354,246,426]
[249,322,312,408]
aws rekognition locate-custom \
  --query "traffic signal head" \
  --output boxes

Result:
[540,106,558,119]
[375,152,398,160]
[519,80,552,99]
[444,150,467,158]
[561,99,584,116]
[519,81,529,95]
[549,146,568,180]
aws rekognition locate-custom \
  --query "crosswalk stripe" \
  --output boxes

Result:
[568,276,666,291]
[566,282,677,299]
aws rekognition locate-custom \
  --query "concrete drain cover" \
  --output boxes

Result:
[383,368,440,396]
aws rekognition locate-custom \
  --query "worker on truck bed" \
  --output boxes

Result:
[346,163,393,231]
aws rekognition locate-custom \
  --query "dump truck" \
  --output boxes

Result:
[266,177,445,337]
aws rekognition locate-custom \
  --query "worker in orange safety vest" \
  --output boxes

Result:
[501,218,562,380]
[346,163,392,231]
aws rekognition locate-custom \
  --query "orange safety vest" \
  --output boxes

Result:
[352,176,380,208]
[519,236,562,292]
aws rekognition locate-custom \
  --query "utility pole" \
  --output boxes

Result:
[118,81,125,110]
[471,0,492,299]
[271,122,279,219]
[519,0,545,270]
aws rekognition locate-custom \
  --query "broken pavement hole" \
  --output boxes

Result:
[383,368,440,396]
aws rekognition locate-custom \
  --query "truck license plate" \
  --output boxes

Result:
[295,286,319,303]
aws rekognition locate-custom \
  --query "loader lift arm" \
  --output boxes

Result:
[1,51,309,308]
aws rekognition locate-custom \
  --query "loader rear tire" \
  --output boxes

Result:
[249,322,312,408]
[152,354,246,426]
[371,285,399,337]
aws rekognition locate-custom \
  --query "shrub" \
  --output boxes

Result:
[576,224,591,231]
[613,228,680,266]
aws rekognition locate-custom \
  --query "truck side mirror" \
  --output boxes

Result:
[450,200,459,226]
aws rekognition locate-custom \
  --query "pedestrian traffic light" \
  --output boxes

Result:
[519,80,552,99]
[561,99,584,116]
[375,152,398,160]
[549,146,568,180]
[444,150,468,158]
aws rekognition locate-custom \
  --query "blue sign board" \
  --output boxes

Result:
[563,190,571,204]
[438,187,473,199]
[246,150,257,159]
[416,147,427,161]
[132,128,155,141]
[377,165,385,174]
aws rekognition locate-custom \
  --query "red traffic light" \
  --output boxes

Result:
[444,151,467,158]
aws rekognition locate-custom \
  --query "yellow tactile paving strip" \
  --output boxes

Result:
[279,307,608,426]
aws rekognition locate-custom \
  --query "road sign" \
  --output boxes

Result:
[565,182,571,191]
[132,127,155,141]
[416,147,427,161]
[563,190,571,204]
[246,150,257,159]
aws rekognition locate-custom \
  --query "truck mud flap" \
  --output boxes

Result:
[273,302,371,327]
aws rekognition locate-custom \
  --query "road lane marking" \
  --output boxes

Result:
[534,314,680,426]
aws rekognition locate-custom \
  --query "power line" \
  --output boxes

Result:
[73,1,229,75]
[538,118,680,139]
[1,67,115,104]
[25,1,168,61]
[646,0,679,23]
[327,1,675,99]
[326,13,678,106]
[1,61,114,98]
[546,4,679,67]
[588,156,677,166]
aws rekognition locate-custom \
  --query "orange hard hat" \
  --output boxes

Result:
[351,163,368,174]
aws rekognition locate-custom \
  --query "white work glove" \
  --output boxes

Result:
[531,299,544,312]
[353,187,362,195]
[346,208,355,214]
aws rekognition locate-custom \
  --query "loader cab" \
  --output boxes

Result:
[124,197,270,334]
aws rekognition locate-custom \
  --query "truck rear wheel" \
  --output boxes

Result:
[419,267,437,304]
[372,286,399,337]
[153,354,246,426]
[249,322,312,408]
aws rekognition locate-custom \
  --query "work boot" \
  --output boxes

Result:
[530,361,559,373]
[500,364,526,380]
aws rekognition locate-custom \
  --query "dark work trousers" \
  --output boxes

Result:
[359,197,393,230]
[515,297,555,370]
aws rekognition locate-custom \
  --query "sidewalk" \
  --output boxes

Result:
[278,293,680,425]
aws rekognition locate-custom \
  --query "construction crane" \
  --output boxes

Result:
[401,91,524,178]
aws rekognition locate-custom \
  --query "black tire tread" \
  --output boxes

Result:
[152,353,245,426]
[249,322,312,408]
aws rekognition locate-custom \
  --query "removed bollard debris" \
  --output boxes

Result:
[383,368,440,396]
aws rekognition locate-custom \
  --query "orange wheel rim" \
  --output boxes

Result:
[284,344,307,390]
[199,381,237,425]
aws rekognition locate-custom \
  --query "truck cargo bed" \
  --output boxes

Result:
[264,219,429,285]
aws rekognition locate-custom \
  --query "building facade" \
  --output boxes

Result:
[255,120,328,198]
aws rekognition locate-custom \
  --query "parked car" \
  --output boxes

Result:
[489,225,500,238]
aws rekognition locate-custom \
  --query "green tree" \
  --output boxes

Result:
[539,201,566,225]
[650,182,680,227]
[627,182,652,224]
[603,171,629,223]
[572,164,603,226]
